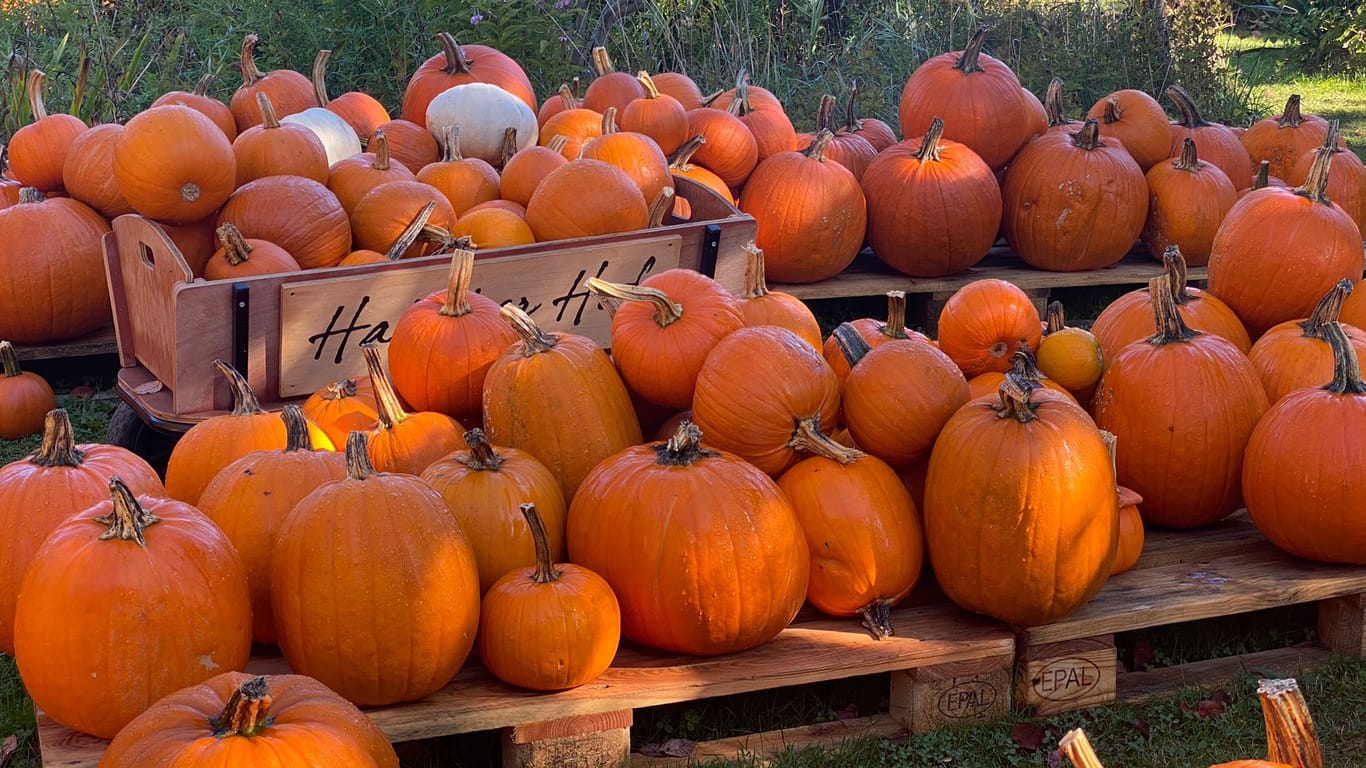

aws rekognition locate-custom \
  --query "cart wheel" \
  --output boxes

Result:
[105,402,179,476]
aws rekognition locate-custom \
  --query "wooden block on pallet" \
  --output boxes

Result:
[888,655,1013,733]
[503,711,633,768]
[1318,593,1366,657]
[1014,635,1116,717]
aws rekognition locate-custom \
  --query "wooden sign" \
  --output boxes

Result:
[277,235,683,396]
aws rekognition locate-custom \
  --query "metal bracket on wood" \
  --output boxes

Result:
[231,282,250,377]
[699,223,722,277]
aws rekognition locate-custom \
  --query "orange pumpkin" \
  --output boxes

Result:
[1099,431,1145,576]
[1241,94,1334,181]
[151,73,237,141]
[539,106,605,159]
[707,70,798,164]
[368,119,439,172]
[1036,301,1106,395]
[966,349,1078,404]
[203,222,301,281]
[350,180,457,258]
[684,105,758,190]
[622,71,689,156]
[1165,84,1254,186]
[360,343,466,475]
[821,291,930,385]
[0,190,111,343]
[228,34,318,133]
[115,105,236,224]
[0,340,55,440]
[1084,89,1170,170]
[232,92,329,186]
[451,206,535,248]
[1284,120,1366,236]
[582,46,646,117]
[1249,279,1366,405]
[937,278,1043,377]
[403,32,534,123]
[499,135,569,208]
[1141,137,1238,265]
[218,175,352,269]
[7,70,87,193]
[417,124,501,216]
[836,81,898,152]
[327,128,417,215]
[667,134,734,220]
[537,81,580,127]
[652,71,706,111]
[313,49,391,141]
[799,94,876,182]
[338,200,436,266]
[301,376,378,447]
[736,244,822,350]
[61,123,135,219]
[581,108,674,206]
[525,159,648,242]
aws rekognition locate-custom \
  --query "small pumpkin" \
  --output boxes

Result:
[401,32,536,121]
[327,128,417,215]
[802,94,876,181]
[652,71,706,111]
[1084,89,1171,170]
[1140,137,1238,265]
[1036,301,1106,395]
[360,343,466,476]
[821,291,929,385]
[684,104,759,190]
[539,105,606,159]
[301,376,378,448]
[966,348,1077,404]
[735,243,823,350]
[116,104,237,225]
[537,81,581,127]
[417,125,501,215]
[425,82,538,167]
[203,222,301,281]
[499,134,569,208]
[151,73,237,141]
[0,340,55,439]
[338,200,436,266]
[622,71,689,156]
[937,278,1043,377]
[707,70,798,164]
[451,206,535,249]
[349,180,458,259]
[583,46,646,118]
[836,80,897,151]
[313,48,391,141]
[1249,279,1366,405]
[667,134,734,217]
[6,70,87,193]
[525,159,648,242]
[368,119,440,172]
[228,34,319,133]
[1165,84,1254,185]
[1100,431,1145,576]
[1240,160,1288,198]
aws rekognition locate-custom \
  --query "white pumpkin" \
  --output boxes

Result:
[425,82,537,168]
[282,107,362,166]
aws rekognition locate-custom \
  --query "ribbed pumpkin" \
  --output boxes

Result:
[422,430,567,595]
[835,326,970,468]
[937,278,1043,377]
[15,477,251,739]
[581,108,674,206]
[1165,84,1254,185]
[1002,119,1148,271]
[359,344,465,476]
[862,117,1002,278]
[739,129,867,284]
[0,189,111,343]
[708,70,798,163]
[368,119,440,172]
[821,292,929,385]
[416,125,500,216]
[692,325,841,476]
[115,105,236,224]
[339,201,435,266]
[165,360,334,504]
[1242,94,1333,181]
[98,673,399,768]
[567,421,809,655]
[499,135,568,208]
[327,129,416,214]
[621,71,689,156]
[1245,321,1366,564]
[197,405,347,644]
[350,180,457,258]
[1085,89,1170,170]
[525,159,648,242]
[218,175,352,269]
[837,81,898,151]
[401,32,536,121]
[0,340,54,439]
[778,422,923,638]
[0,409,164,654]
[926,373,1117,626]
[232,92,329,186]
[1036,301,1106,395]
[1099,431,1145,576]
[203,222,301,281]
[61,123,134,219]
[483,306,642,499]
[313,49,391,141]
[228,34,318,133]
[1093,274,1269,528]
[898,27,1034,171]
[301,376,378,448]
[387,249,518,424]
[1208,140,1364,339]
[7,70,87,193]
[1092,246,1251,361]
[537,81,580,127]
[588,269,744,409]
[684,105,758,190]
[652,71,706,111]
[736,244,822,350]
[271,432,481,706]
[582,46,645,117]
[1285,121,1366,236]
[151,73,238,141]
[1344,279,1366,331]
[1249,279,1366,405]
[1141,137,1238,265]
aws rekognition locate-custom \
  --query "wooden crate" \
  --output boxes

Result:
[1012,513,1366,717]
[105,177,756,428]
[36,601,1015,768]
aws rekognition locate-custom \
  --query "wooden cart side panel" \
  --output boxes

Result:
[108,215,193,391]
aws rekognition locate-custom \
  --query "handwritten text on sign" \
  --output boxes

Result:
[277,235,683,397]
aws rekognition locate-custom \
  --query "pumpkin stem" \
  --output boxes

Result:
[361,343,409,429]
[213,359,265,415]
[1160,246,1193,307]
[733,68,753,114]
[0,340,22,378]
[592,46,616,76]
[501,304,559,355]
[1252,160,1272,191]
[384,201,436,262]
[238,34,263,86]
[437,32,473,75]
[954,27,991,74]
[814,94,837,133]
[440,124,463,162]
[17,187,43,205]
[637,71,662,99]
[255,91,281,128]
[1045,77,1071,128]
[857,599,896,641]
[26,69,47,121]
[841,80,864,133]
[1045,301,1066,334]
[311,49,332,105]
[742,242,770,298]
[832,322,872,369]
[1293,131,1335,205]
[788,417,865,464]
[600,107,618,135]
[192,72,215,97]
[585,277,683,328]
[1009,347,1050,385]
[669,134,706,169]
[500,127,519,167]
[1174,137,1200,171]
[320,377,360,401]
[1070,118,1104,151]
[547,134,568,154]
[1276,94,1306,128]
[281,403,315,452]
[570,76,582,101]
[521,503,563,584]
[96,476,159,547]
[1322,317,1366,396]
[1164,84,1209,128]
[212,676,274,738]
[648,187,676,228]
[1320,118,1342,154]
[993,371,1040,423]
[1147,274,1198,345]
[216,223,254,267]
[1100,96,1122,124]
[1300,279,1353,340]
[1058,729,1107,768]
[458,428,505,471]
[344,430,380,480]
[915,118,945,162]
[805,129,835,162]
[30,409,85,467]
[654,420,720,466]
[438,248,478,317]
[557,84,578,111]
[882,291,909,340]
[1100,429,1119,478]
[370,129,392,171]
[1259,678,1324,768]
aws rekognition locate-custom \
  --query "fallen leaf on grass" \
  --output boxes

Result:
[1010,722,1045,751]
[637,738,696,758]
[68,385,96,399]
[1130,717,1151,739]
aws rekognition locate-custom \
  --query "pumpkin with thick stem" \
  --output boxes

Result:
[1285,120,1366,236]
[197,405,347,644]
[203,222,301,281]
[652,71,705,111]
[478,503,619,690]
[339,201,436,266]
[778,422,923,639]
[739,129,867,284]
[583,46,646,117]
[401,32,535,122]
[937,278,1043,377]
[388,249,518,424]
[1093,274,1269,528]
[302,376,378,447]
[7,70,87,193]
[684,104,758,190]
[218,175,352,269]
[581,108,674,205]
[1092,246,1251,361]
[1099,431,1145,575]
[837,80,897,151]
[360,343,465,475]
[587,269,744,409]
[1166,84,1253,185]
[116,105,236,224]
[525,158,648,242]
[271,432,480,706]
[537,81,581,127]
[165,360,334,504]
[1085,89,1171,170]
[417,125,500,216]
[327,129,416,215]
[1141,137,1238,265]
[500,134,569,208]
[925,373,1118,626]
[965,348,1077,404]
[350,180,457,259]
[622,71,689,156]
[1250,279,1366,405]
[692,325,841,476]
[483,306,642,499]
[228,34,318,133]
[62,123,135,219]
[1043,77,1079,135]
[0,340,55,439]
[707,69,798,163]
[736,243,822,350]
[1242,94,1335,181]
[368,119,439,172]
[98,673,399,767]
[802,94,876,181]
[421,430,567,595]
[1208,130,1363,338]
[232,92,329,186]
[0,409,163,653]
[837,326,969,467]
[821,291,930,384]
[151,73,237,140]
[862,116,1002,278]
[15,477,251,739]
[567,421,809,655]
[313,48,390,141]
[1036,301,1106,395]
[1240,160,1289,198]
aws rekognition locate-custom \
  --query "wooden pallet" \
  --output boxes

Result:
[1013,513,1366,717]
[9,326,118,362]
[36,601,1015,768]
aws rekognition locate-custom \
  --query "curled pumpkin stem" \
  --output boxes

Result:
[502,304,559,355]
[585,277,682,327]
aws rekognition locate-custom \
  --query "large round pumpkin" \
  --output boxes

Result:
[937,278,1043,377]
[218,175,352,270]
[116,104,237,224]
[1249,279,1366,405]
[62,123,135,219]
[525,159,648,242]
